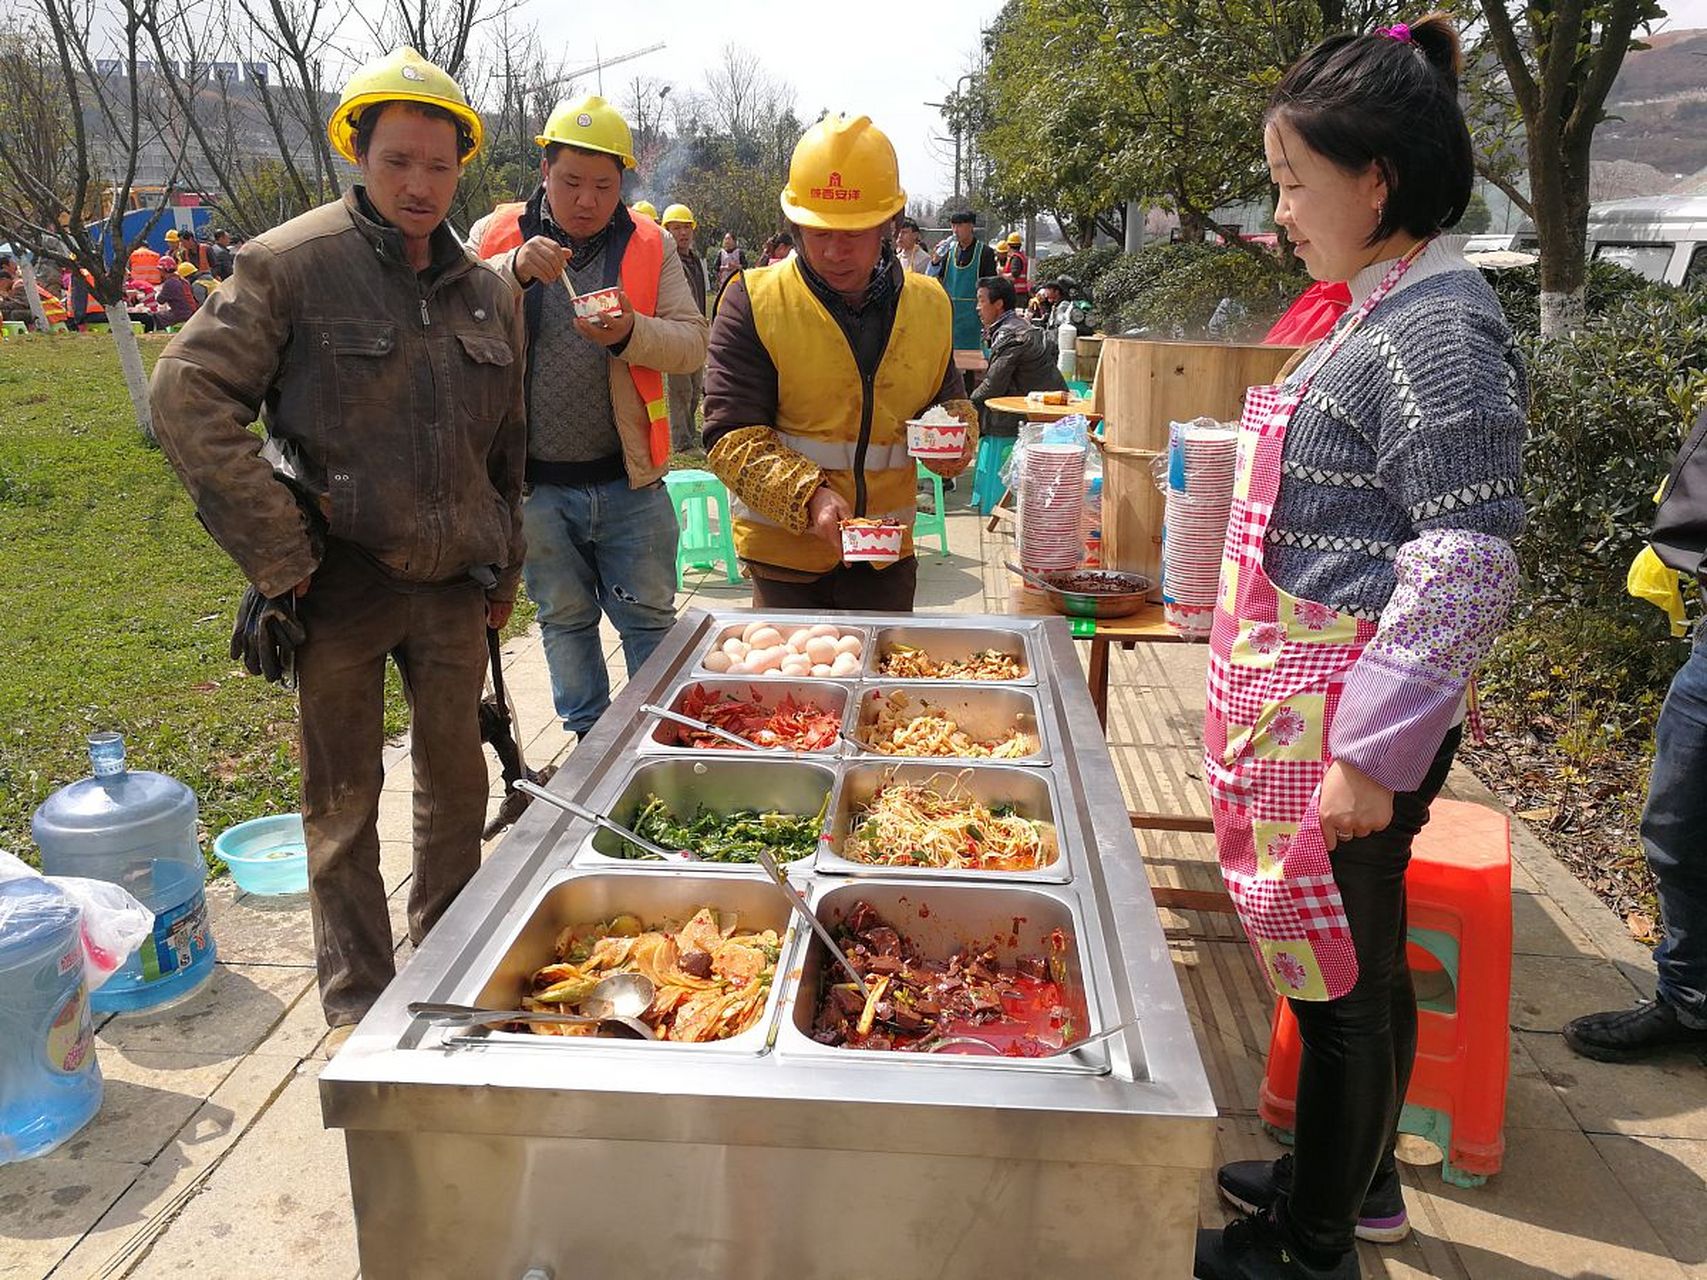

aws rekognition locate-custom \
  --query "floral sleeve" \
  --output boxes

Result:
[1328,528,1519,792]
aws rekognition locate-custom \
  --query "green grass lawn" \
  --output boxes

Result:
[0,334,532,869]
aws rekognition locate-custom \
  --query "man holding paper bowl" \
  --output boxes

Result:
[702,114,977,611]
[471,95,708,738]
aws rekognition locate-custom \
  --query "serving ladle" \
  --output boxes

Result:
[923,1016,1140,1058]
[513,779,696,862]
[751,846,872,1001]
[409,973,659,1040]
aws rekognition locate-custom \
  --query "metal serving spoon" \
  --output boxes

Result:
[922,1017,1139,1057]
[752,846,871,1000]
[513,779,696,862]
[640,702,780,752]
[409,974,658,1040]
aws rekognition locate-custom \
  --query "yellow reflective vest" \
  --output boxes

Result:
[734,259,952,573]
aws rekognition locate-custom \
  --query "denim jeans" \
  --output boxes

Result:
[522,477,679,733]
[1645,630,1707,1027]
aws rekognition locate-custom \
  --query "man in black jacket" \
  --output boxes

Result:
[1565,404,1707,1063]
[966,275,1066,515]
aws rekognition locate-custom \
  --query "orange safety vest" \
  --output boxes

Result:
[128,246,163,286]
[476,204,672,467]
[35,284,68,326]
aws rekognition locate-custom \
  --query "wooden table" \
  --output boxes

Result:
[1009,581,1219,847]
[983,395,1098,421]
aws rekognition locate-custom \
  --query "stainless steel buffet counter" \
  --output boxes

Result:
[320,610,1216,1279]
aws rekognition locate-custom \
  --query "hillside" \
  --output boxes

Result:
[1593,27,1707,182]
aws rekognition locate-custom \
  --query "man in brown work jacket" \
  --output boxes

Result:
[149,49,525,1029]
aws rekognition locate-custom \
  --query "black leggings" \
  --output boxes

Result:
[1278,727,1463,1259]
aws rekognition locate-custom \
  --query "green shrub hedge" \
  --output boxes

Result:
[1485,258,1664,335]
[1034,241,1301,340]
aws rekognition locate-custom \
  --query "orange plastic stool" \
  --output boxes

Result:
[1256,799,1512,1187]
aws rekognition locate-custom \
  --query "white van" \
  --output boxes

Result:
[1514,197,1707,287]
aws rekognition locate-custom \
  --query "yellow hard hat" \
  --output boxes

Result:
[176,261,198,277]
[328,47,482,166]
[779,114,905,231]
[661,203,696,228]
[536,95,636,169]
[164,229,179,241]
[1007,232,1023,246]
[631,200,658,221]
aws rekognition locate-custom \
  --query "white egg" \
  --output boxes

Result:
[804,636,838,666]
[808,624,840,639]
[726,660,750,675]
[787,628,812,652]
[755,649,785,673]
[722,637,748,659]
[741,621,766,643]
[780,658,812,677]
[833,635,862,657]
[811,663,834,677]
[749,626,784,650]
[830,653,860,677]
[703,651,732,673]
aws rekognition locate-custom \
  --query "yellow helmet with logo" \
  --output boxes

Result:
[536,95,636,169]
[631,200,658,221]
[1007,232,1023,246]
[779,114,905,232]
[327,47,483,166]
[661,203,696,228]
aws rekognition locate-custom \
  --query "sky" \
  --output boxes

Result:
[529,0,1002,206]
[525,0,1707,205]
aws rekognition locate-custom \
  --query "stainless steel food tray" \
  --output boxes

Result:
[453,869,793,1057]
[864,624,1036,684]
[638,676,850,758]
[773,879,1109,1076]
[815,760,1072,884]
[845,682,1052,765]
[574,755,835,874]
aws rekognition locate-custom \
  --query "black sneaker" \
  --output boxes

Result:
[1217,1153,1410,1243]
[1195,1210,1358,1279]
[1564,998,1707,1063]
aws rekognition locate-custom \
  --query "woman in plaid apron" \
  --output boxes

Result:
[1196,15,1527,1280]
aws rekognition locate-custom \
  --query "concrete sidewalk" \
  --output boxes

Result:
[4,499,1704,1279]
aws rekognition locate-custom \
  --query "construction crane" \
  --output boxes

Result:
[550,42,666,96]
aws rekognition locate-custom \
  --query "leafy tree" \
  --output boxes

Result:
[1459,190,1494,234]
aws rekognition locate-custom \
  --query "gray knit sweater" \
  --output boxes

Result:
[1266,253,1527,619]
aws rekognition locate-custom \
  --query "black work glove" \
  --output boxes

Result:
[230,586,308,686]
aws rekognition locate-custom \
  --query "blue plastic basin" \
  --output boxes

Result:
[214,814,308,896]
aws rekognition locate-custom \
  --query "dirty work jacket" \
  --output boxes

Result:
[149,188,527,602]
[470,190,708,488]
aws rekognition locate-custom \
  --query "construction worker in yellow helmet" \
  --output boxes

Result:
[149,47,527,1030]
[1001,229,1031,307]
[467,94,707,736]
[703,113,977,611]
[630,200,658,221]
[661,203,710,451]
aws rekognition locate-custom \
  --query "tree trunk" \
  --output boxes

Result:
[1177,209,1207,243]
[1528,129,1591,339]
[105,300,154,442]
[18,257,53,331]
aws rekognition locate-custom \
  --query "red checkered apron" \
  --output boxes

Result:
[1204,246,1426,1000]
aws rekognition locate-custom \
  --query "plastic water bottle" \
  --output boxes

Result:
[0,877,103,1163]
[1057,316,1078,380]
[31,733,216,1014]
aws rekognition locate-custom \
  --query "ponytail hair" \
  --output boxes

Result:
[1267,11,1474,244]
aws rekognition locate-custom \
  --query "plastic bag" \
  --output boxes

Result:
[1007,417,1092,572]
[0,850,153,992]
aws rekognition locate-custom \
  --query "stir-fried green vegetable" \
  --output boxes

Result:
[618,792,827,864]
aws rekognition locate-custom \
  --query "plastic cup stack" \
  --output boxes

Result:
[1162,421,1239,637]
[1019,443,1087,573]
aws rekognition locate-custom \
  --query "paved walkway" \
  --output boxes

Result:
[4,498,1704,1279]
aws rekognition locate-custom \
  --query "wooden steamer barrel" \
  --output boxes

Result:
[1075,334,1103,387]
[1093,339,1296,593]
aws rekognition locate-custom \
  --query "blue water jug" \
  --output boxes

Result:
[0,877,103,1163]
[31,733,216,1014]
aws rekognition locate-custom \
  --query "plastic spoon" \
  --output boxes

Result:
[751,846,871,1000]
[512,779,696,862]
[640,702,782,752]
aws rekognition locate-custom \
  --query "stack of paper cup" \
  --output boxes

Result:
[1019,443,1087,572]
[1162,421,1239,636]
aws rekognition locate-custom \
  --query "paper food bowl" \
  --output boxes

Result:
[840,520,905,565]
[906,418,968,460]
[571,287,623,320]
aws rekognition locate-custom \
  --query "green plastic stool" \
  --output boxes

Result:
[913,461,949,557]
[662,468,739,588]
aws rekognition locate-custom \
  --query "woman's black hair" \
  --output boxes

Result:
[1267,11,1472,243]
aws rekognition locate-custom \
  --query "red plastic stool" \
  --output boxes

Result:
[1256,799,1512,1187]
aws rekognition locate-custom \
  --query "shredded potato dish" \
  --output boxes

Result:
[858,691,1035,759]
[877,644,1027,681]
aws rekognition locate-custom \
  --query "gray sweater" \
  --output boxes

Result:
[1266,254,1527,619]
